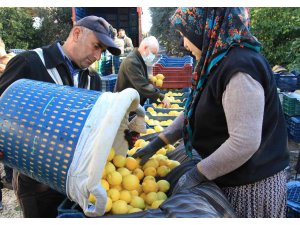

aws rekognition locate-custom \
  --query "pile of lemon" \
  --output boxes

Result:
[89,146,180,215]
[152,103,183,109]
[149,74,165,87]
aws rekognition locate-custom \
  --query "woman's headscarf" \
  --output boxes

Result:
[170,7,261,157]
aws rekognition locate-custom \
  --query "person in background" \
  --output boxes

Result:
[112,28,124,74]
[0,15,121,217]
[118,28,134,55]
[133,7,289,218]
[114,36,170,107]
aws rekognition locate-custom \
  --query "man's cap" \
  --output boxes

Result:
[76,16,121,56]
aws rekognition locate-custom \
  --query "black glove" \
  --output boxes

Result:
[124,129,140,150]
[131,136,166,165]
[172,166,207,195]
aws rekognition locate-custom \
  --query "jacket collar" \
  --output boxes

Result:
[41,41,66,69]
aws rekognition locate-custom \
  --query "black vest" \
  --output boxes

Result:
[191,47,289,187]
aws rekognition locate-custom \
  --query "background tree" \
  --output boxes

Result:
[0,8,37,50]
[250,7,300,71]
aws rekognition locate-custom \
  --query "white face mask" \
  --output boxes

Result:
[143,49,155,66]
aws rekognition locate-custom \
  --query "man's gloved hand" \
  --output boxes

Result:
[124,129,140,150]
[0,150,3,160]
[131,136,166,165]
[172,166,208,195]
[162,96,170,108]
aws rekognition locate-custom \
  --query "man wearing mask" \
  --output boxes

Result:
[114,36,170,107]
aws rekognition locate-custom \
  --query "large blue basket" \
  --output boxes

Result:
[0,79,102,194]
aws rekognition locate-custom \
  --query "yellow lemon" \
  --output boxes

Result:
[127,147,138,155]
[111,200,129,214]
[157,165,171,177]
[130,190,139,197]
[105,197,112,213]
[156,148,167,155]
[154,125,164,132]
[147,107,155,113]
[107,171,122,186]
[157,180,170,193]
[111,185,123,191]
[107,148,115,162]
[157,192,167,201]
[143,176,155,182]
[167,160,180,170]
[105,162,116,174]
[117,167,131,177]
[142,180,158,193]
[134,139,145,148]
[151,200,164,209]
[145,192,158,205]
[133,168,144,180]
[156,74,165,80]
[125,157,138,171]
[143,159,159,169]
[130,196,145,210]
[88,193,96,204]
[102,169,107,179]
[122,174,140,191]
[128,208,143,213]
[113,154,126,168]
[101,179,110,191]
[155,79,163,87]
[139,192,147,201]
[107,188,120,202]
[119,190,132,204]
[143,167,157,177]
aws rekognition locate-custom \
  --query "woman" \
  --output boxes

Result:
[133,7,289,218]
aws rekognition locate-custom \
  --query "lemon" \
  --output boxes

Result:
[105,162,116,174]
[107,188,120,202]
[125,157,138,171]
[107,171,122,186]
[167,160,180,169]
[107,148,116,162]
[154,125,164,132]
[122,174,140,191]
[143,167,157,177]
[156,74,165,80]
[113,154,126,168]
[130,196,145,209]
[130,190,139,197]
[111,185,123,191]
[119,190,132,204]
[140,192,147,201]
[88,193,96,204]
[147,107,155,113]
[143,159,159,169]
[105,197,112,213]
[145,192,158,205]
[128,208,143,213]
[142,180,158,193]
[101,179,110,191]
[117,167,131,177]
[151,200,164,209]
[156,148,167,155]
[155,79,163,87]
[157,192,167,200]
[133,168,144,180]
[157,180,170,193]
[102,169,107,179]
[111,200,129,214]
[157,165,170,177]
[143,176,155,182]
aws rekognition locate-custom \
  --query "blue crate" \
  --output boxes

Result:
[100,74,117,92]
[287,181,300,217]
[8,49,26,55]
[274,72,300,91]
[57,198,82,215]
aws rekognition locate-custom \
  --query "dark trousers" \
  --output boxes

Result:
[13,171,66,218]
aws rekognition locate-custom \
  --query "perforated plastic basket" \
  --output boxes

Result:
[0,79,101,194]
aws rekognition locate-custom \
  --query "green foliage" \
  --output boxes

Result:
[32,8,73,47]
[149,7,189,56]
[0,8,37,50]
[250,7,300,71]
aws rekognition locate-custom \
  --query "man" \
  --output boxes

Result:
[112,28,124,74]
[0,16,121,218]
[114,36,170,107]
[118,28,134,55]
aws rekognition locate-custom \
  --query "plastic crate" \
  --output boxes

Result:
[282,93,300,116]
[57,198,82,215]
[274,72,300,91]
[153,56,193,89]
[287,181,300,217]
[8,49,26,55]
[100,74,117,92]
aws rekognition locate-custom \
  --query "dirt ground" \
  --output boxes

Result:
[0,140,299,218]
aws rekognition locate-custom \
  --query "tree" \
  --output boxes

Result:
[32,8,73,47]
[250,7,300,70]
[0,8,37,50]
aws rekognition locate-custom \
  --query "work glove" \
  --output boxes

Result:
[124,129,140,149]
[131,136,166,165]
[172,166,208,195]
[162,96,170,108]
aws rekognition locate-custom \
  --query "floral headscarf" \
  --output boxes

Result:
[170,7,261,157]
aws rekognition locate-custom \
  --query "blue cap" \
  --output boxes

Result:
[76,16,121,56]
